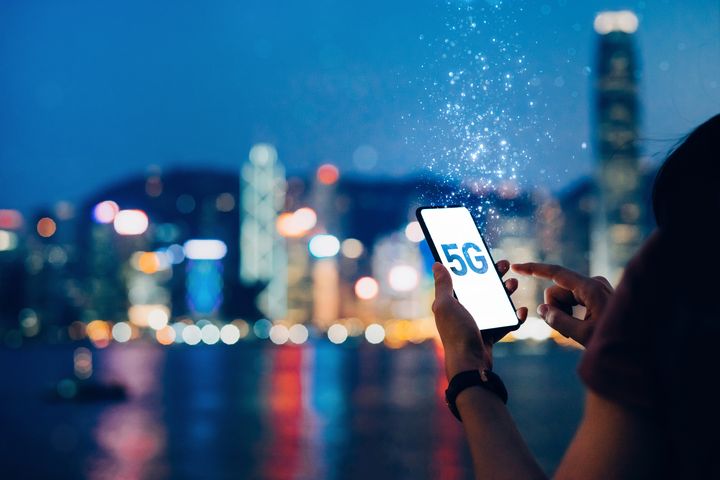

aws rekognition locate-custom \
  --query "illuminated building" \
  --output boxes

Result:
[241,144,287,320]
[591,10,643,283]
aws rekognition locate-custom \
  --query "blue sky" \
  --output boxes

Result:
[1,0,719,213]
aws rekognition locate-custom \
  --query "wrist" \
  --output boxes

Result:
[444,345,491,380]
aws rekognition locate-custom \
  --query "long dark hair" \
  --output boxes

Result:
[652,114,720,231]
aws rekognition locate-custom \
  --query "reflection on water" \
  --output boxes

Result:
[0,341,583,479]
[89,345,166,480]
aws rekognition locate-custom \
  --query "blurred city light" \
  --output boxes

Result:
[131,251,169,274]
[341,238,364,259]
[316,164,340,185]
[113,209,149,235]
[388,265,420,292]
[0,209,23,230]
[249,143,277,166]
[364,323,385,344]
[36,217,57,238]
[354,277,379,300]
[156,325,176,345]
[164,244,185,264]
[294,207,317,231]
[253,319,272,339]
[269,324,289,345]
[201,324,221,345]
[233,319,250,339]
[86,320,111,348]
[148,309,169,330]
[182,325,202,345]
[327,323,348,344]
[276,207,317,238]
[512,317,553,342]
[92,201,119,224]
[220,324,241,345]
[111,322,132,343]
[594,10,639,34]
[352,145,379,171]
[404,221,425,243]
[288,324,309,344]
[73,347,92,379]
[172,322,186,343]
[309,234,340,258]
[128,305,170,328]
[0,230,18,251]
[215,192,236,212]
[183,239,228,260]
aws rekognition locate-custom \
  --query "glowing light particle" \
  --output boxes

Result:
[309,234,340,258]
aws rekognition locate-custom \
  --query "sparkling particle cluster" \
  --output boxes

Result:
[409,0,553,225]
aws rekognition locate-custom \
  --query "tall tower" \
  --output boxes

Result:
[240,144,287,320]
[591,11,643,283]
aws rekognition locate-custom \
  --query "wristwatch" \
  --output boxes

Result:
[445,369,508,422]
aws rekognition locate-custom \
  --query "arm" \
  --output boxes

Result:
[555,391,659,480]
[432,262,544,479]
[456,386,546,480]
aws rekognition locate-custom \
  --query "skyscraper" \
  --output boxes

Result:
[591,11,643,283]
[240,144,287,320]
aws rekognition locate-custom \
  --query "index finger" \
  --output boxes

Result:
[511,262,590,293]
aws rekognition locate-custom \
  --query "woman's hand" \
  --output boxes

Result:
[511,262,613,347]
[432,261,528,380]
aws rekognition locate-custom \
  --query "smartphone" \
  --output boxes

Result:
[416,205,520,342]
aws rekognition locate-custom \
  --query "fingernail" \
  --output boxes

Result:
[537,304,548,318]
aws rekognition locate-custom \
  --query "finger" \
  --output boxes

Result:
[592,276,613,290]
[516,307,528,325]
[512,263,593,297]
[544,285,576,314]
[504,278,518,295]
[537,304,590,344]
[432,262,454,301]
[495,259,510,277]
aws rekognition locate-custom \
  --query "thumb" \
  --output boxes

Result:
[537,304,589,343]
[432,262,454,300]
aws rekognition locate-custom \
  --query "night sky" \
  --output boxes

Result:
[1,0,719,214]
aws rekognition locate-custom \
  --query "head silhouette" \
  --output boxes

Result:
[652,114,720,233]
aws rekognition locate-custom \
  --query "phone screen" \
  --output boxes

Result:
[417,206,519,332]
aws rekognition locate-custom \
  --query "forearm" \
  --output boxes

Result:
[456,386,546,480]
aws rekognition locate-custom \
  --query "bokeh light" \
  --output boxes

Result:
[182,325,202,345]
[0,209,23,230]
[364,323,385,344]
[113,209,149,235]
[404,221,425,242]
[183,239,227,260]
[316,164,339,185]
[36,217,56,238]
[92,201,119,224]
[0,230,18,251]
[327,324,348,344]
[293,207,317,231]
[269,324,289,345]
[86,320,111,348]
[288,324,309,344]
[253,319,272,339]
[201,324,221,345]
[388,265,420,292]
[354,277,379,300]
[111,322,132,343]
[341,238,364,259]
[220,324,241,345]
[512,317,553,341]
[148,309,169,330]
[156,325,176,345]
[309,234,340,258]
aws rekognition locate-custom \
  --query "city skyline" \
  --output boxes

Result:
[2,0,719,215]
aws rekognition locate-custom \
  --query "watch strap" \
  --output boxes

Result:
[445,369,508,422]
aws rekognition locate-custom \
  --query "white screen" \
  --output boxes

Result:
[419,207,518,331]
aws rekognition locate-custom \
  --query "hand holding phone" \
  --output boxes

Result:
[416,206,521,342]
